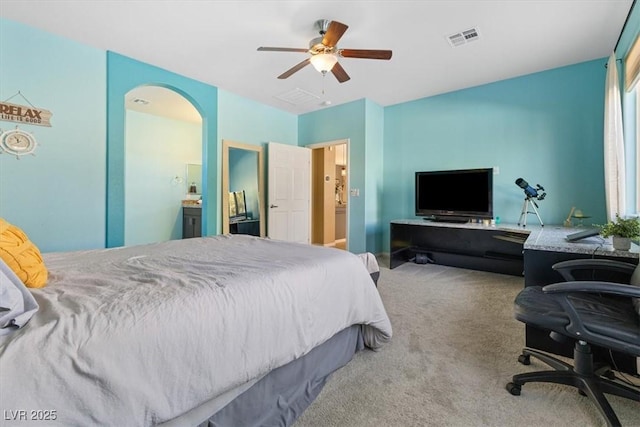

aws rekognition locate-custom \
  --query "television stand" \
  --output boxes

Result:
[390,219,529,275]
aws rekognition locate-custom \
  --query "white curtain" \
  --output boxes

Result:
[603,52,626,221]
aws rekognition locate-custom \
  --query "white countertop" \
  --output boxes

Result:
[524,225,639,259]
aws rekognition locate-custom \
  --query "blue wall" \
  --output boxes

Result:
[382,59,607,250]
[3,17,632,255]
[218,90,298,147]
[0,19,106,252]
[365,100,385,253]
[299,99,371,254]
[107,52,218,247]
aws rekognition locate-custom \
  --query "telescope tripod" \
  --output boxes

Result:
[518,197,544,227]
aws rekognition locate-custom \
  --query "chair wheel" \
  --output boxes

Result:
[506,382,521,396]
[518,354,531,365]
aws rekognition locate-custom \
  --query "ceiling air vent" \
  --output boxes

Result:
[274,88,320,106]
[447,27,480,47]
[131,98,150,105]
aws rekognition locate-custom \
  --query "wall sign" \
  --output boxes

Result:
[0,93,48,158]
[0,100,52,127]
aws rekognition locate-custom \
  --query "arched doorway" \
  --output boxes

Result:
[124,85,202,245]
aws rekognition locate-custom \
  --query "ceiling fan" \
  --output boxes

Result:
[257,19,392,83]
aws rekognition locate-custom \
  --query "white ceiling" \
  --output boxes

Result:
[0,1,634,118]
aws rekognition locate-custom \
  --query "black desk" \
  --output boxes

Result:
[390,220,528,276]
[230,219,260,237]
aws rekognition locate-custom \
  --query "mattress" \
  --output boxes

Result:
[0,235,392,426]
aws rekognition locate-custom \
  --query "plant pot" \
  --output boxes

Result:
[612,236,631,251]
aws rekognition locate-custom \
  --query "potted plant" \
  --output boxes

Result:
[597,214,640,251]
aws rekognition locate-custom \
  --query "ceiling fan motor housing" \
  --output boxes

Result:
[310,19,335,54]
[309,36,334,54]
[314,19,331,35]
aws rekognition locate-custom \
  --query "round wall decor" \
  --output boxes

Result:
[0,127,37,158]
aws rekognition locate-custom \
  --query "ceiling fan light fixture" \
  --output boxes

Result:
[310,53,338,73]
[259,20,390,83]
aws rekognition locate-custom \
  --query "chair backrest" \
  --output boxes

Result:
[631,263,640,315]
[631,262,640,286]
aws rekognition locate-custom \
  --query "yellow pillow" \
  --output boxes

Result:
[0,218,48,288]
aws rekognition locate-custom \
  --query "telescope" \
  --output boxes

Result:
[515,177,545,227]
[515,178,546,201]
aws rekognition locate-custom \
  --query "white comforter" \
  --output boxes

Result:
[0,235,391,426]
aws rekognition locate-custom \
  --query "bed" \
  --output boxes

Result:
[0,234,392,426]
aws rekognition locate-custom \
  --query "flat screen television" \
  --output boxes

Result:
[415,168,493,222]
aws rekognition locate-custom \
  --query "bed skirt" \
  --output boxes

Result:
[202,325,364,427]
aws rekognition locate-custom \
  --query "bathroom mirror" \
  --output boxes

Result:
[186,163,202,195]
[221,140,265,236]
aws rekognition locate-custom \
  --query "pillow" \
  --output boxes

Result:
[0,218,48,288]
[357,252,380,286]
[0,257,39,335]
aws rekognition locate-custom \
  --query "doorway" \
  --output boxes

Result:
[308,139,349,250]
[124,85,202,246]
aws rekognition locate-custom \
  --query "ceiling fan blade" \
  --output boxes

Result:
[331,62,350,83]
[322,21,349,47]
[258,47,308,53]
[277,58,311,79]
[339,49,392,60]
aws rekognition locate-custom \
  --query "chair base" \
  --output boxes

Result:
[506,344,640,427]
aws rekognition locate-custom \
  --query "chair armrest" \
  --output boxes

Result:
[543,281,640,298]
[552,259,637,281]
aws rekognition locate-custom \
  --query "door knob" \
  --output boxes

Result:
[270,204,278,208]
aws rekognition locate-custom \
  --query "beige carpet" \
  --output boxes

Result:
[295,258,640,427]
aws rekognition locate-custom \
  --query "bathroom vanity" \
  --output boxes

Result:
[182,206,202,239]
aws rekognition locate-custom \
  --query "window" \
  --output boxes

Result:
[636,89,639,213]
[625,34,640,214]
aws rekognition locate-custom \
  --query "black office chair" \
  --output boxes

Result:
[506,259,640,427]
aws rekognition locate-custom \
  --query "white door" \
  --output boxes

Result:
[268,142,311,243]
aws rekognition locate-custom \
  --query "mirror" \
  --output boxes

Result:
[222,140,265,236]
[186,163,202,196]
